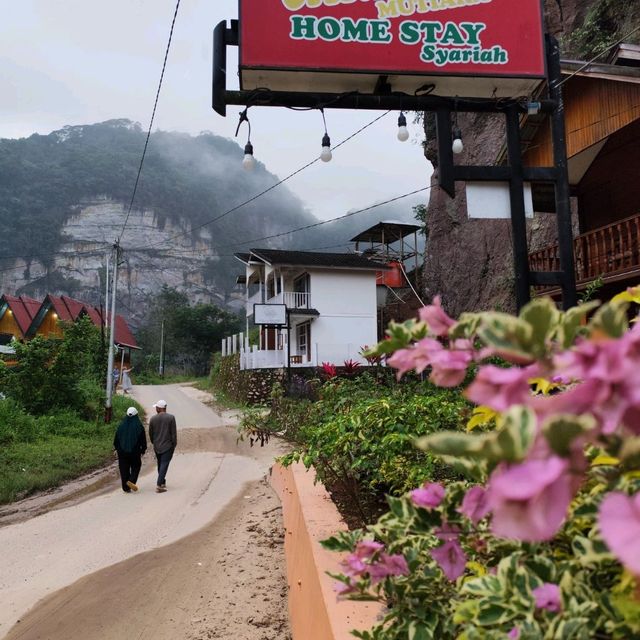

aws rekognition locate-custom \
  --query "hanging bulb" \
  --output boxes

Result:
[320,133,332,162]
[397,112,409,142]
[242,142,256,170]
[452,126,464,155]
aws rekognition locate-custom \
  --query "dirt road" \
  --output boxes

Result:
[0,384,291,640]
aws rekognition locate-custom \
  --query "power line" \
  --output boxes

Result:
[142,110,392,251]
[557,25,640,88]
[118,0,182,242]
[227,186,431,250]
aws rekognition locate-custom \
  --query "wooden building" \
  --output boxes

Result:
[524,50,640,298]
[0,295,40,345]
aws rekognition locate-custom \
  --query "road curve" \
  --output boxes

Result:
[0,384,285,639]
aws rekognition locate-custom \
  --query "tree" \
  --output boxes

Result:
[135,286,242,376]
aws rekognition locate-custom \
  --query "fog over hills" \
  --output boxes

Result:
[0,119,424,317]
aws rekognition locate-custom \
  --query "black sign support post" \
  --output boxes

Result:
[212,22,578,312]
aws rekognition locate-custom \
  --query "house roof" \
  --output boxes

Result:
[78,306,139,349]
[0,295,41,335]
[46,295,75,322]
[350,220,422,244]
[60,295,86,320]
[246,248,387,271]
[22,295,139,349]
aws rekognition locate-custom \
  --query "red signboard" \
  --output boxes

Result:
[239,0,546,98]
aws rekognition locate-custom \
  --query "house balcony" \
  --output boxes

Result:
[529,212,640,289]
[267,291,312,309]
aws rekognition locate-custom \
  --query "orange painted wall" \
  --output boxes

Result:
[270,463,382,640]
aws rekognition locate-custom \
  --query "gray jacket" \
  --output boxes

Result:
[149,412,177,454]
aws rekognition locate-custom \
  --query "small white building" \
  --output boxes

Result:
[223,248,386,370]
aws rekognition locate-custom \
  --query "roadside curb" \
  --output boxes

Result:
[270,462,382,640]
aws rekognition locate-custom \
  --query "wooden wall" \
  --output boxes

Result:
[0,312,22,340]
[576,119,640,232]
[37,309,63,339]
[524,76,640,168]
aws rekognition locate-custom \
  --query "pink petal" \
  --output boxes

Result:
[599,492,640,575]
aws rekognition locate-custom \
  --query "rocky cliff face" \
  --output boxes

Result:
[1,198,240,323]
[421,0,636,316]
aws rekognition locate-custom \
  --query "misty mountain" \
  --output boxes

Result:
[0,119,425,314]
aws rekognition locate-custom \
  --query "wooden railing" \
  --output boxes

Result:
[529,213,640,283]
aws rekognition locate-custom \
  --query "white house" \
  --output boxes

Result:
[223,248,386,370]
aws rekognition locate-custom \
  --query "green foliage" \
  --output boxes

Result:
[272,374,470,514]
[564,0,640,59]
[134,286,241,376]
[3,317,103,415]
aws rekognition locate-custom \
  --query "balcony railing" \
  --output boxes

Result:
[529,213,640,283]
[266,291,311,309]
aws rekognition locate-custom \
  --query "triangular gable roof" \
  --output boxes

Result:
[79,305,139,350]
[46,295,74,322]
[0,294,41,336]
[60,295,86,320]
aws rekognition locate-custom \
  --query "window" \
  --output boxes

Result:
[296,322,311,361]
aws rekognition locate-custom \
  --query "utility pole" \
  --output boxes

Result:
[105,241,121,423]
[159,319,165,377]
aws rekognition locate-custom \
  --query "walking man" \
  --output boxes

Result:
[114,406,147,493]
[149,399,177,493]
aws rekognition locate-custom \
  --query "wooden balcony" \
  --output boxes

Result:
[529,213,640,286]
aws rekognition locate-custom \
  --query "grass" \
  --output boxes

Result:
[0,395,145,505]
[0,433,113,504]
[132,372,208,386]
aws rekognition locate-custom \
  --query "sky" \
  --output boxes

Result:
[0,0,432,222]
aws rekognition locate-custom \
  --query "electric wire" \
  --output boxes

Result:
[556,25,640,88]
[143,110,392,251]
[117,0,182,242]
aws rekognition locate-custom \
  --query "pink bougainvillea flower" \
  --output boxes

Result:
[418,295,456,337]
[459,486,491,524]
[508,628,520,639]
[410,482,445,509]
[386,347,420,379]
[551,331,640,435]
[426,340,473,388]
[334,578,358,596]
[598,492,640,576]
[341,553,367,578]
[487,456,580,542]
[353,539,384,560]
[435,522,461,542]
[431,539,467,581]
[368,553,409,584]
[532,583,562,612]
[465,365,536,412]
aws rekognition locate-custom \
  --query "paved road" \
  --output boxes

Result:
[0,384,287,640]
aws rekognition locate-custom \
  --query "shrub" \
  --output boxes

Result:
[328,291,640,639]
[272,372,469,523]
[0,399,40,445]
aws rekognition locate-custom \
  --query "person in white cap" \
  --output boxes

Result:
[113,407,147,493]
[148,400,177,493]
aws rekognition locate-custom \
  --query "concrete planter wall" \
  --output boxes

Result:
[270,462,382,640]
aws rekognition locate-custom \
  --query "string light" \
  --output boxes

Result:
[397,112,409,142]
[452,102,464,154]
[236,108,256,171]
[242,141,256,171]
[452,126,464,154]
[320,109,332,162]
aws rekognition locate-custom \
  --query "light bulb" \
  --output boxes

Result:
[452,127,464,155]
[397,112,409,142]
[242,142,256,170]
[320,133,332,162]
